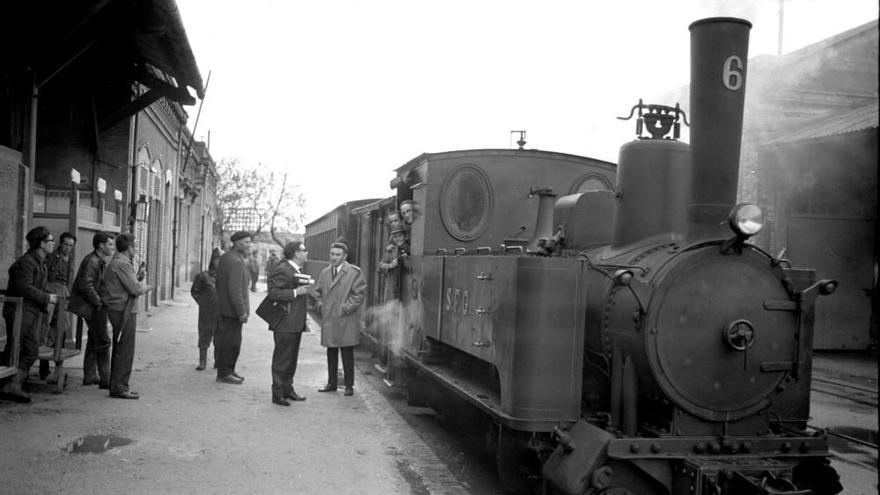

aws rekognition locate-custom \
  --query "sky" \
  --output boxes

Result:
[175,0,878,225]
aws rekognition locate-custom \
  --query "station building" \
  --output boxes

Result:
[0,1,218,313]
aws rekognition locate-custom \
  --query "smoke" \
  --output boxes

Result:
[366,299,406,356]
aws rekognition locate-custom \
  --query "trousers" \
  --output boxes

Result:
[108,309,136,395]
[215,317,242,377]
[2,309,40,371]
[83,307,111,381]
[271,332,303,395]
[326,346,354,388]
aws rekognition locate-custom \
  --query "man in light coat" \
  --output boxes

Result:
[99,233,149,399]
[314,241,366,396]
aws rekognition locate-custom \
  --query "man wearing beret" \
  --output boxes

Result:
[215,231,252,384]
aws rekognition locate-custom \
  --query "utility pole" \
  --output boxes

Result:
[777,0,786,55]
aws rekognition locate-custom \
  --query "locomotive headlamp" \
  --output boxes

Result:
[728,203,764,237]
[818,280,837,295]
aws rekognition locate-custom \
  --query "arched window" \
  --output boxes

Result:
[570,174,613,194]
[137,146,151,198]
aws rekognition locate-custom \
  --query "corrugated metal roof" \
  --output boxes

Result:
[763,102,878,146]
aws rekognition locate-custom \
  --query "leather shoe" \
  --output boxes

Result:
[285,390,306,401]
[110,391,139,400]
[231,372,245,381]
[344,386,354,396]
[83,377,100,386]
[217,375,243,385]
[98,381,110,390]
[318,385,337,392]
[272,396,290,407]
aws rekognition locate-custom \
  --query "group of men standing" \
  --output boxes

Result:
[1,227,148,403]
[191,231,367,407]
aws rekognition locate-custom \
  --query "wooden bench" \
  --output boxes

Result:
[0,296,23,381]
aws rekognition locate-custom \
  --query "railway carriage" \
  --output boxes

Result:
[302,199,380,281]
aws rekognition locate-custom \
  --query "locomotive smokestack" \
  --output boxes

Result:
[688,17,751,239]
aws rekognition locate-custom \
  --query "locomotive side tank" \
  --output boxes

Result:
[393,150,615,430]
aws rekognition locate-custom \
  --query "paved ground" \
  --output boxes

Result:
[1,282,876,494]
[0,282,465,495]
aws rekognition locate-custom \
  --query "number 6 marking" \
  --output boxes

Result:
[722,55,744,91]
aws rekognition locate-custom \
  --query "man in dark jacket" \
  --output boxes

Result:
[215,231,252,384]
[1,226,58,403]
[100,233,148,399]
[265,251,279,278]
[247,250,260,292]
[266,241,311,406]
[42,232,76,347]
[191,251,220,371]
[68,232,115,387]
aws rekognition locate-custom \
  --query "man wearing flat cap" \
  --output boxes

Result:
[215,231,252,384]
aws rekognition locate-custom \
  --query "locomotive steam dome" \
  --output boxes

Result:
[645,246,797,421]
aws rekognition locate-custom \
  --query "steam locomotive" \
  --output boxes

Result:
[304,18,842,495]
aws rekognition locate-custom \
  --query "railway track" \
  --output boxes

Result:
[811,369,878,409]
[809,366,878,468]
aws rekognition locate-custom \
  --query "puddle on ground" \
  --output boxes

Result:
[66,434,134,454]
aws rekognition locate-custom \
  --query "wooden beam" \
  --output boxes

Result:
[99,89,163,131]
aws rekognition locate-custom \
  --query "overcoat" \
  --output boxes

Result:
[266,261,308,334]
[217,249,250,319]
[314,261,366,347]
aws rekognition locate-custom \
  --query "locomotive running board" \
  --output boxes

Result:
[402,353,571,432]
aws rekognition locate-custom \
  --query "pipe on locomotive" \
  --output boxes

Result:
[687,17,752,239]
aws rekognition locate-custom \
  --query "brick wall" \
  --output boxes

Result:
[0,146,24,289]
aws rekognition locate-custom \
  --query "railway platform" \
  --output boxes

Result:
[0,281,466,495]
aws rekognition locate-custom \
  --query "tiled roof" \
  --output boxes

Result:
[763,102,878,146]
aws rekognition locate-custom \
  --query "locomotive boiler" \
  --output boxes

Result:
[305,17,843,495]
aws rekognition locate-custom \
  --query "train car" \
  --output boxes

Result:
[351,197,399,310]
[302,198,381,281]
[307,18,843,495]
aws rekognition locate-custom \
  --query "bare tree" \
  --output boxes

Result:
[215,158,306,246]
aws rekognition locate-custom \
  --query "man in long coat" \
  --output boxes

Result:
[215,231,252,384]
[314,241,366,396]
[265,241,311,406]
